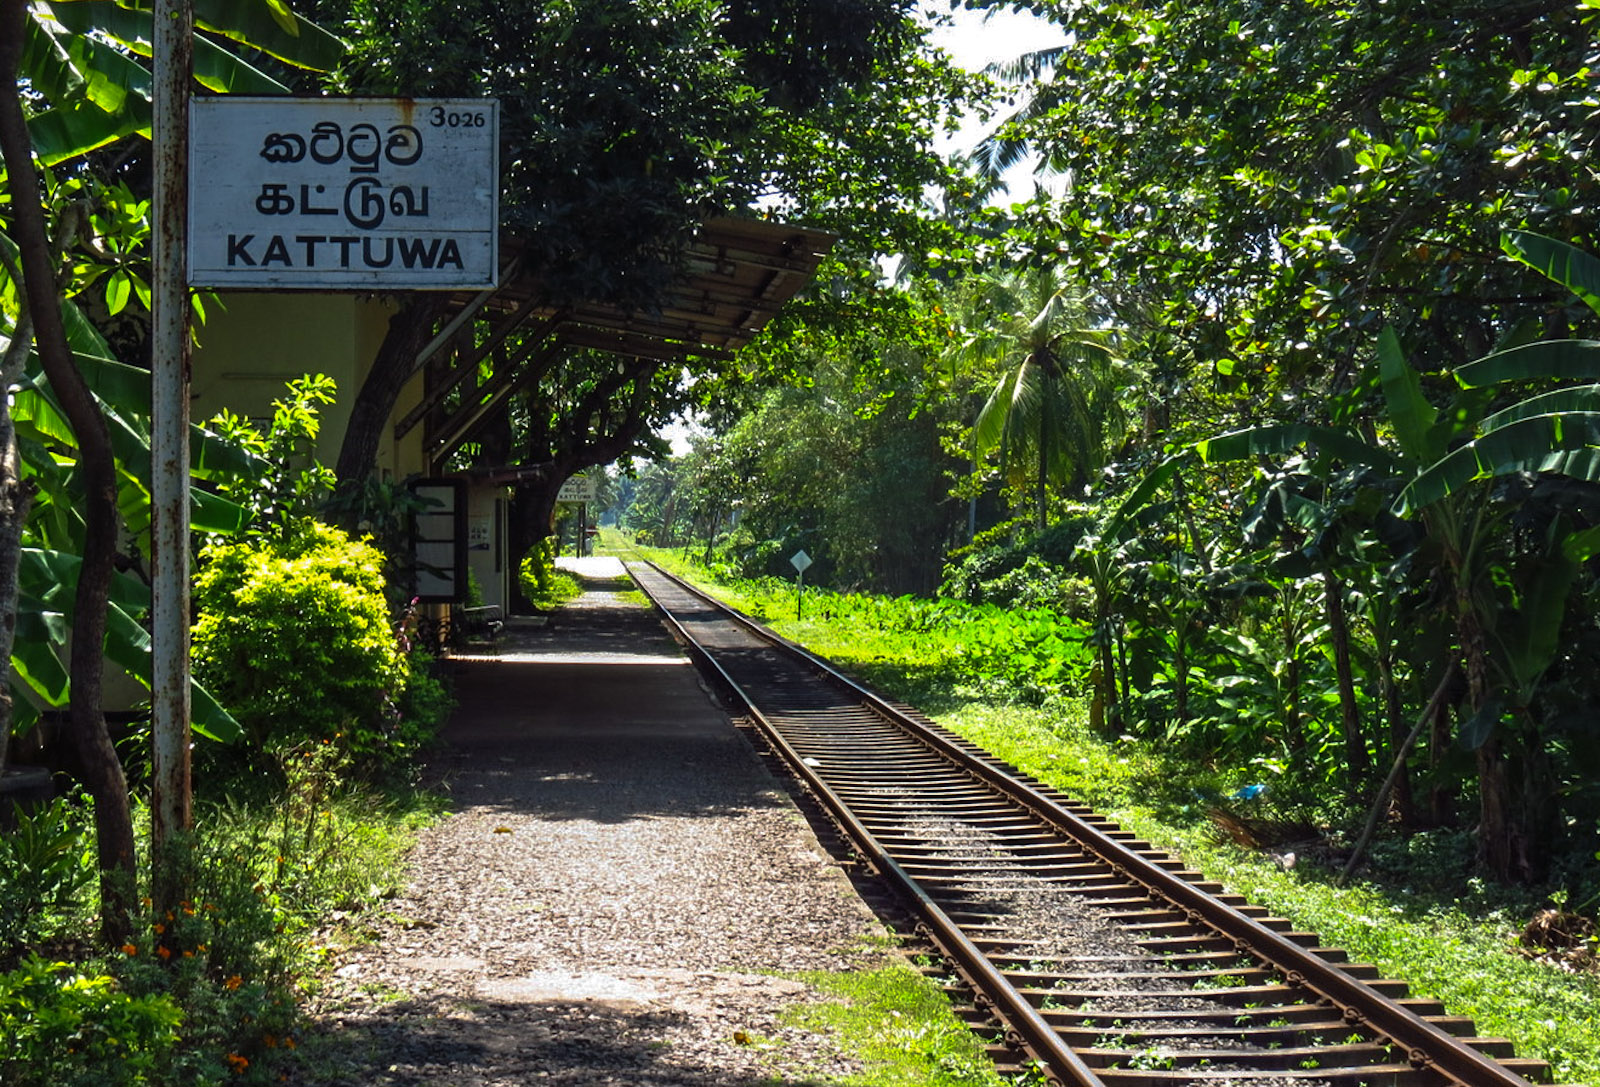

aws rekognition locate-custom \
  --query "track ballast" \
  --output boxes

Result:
[628,560,1555,1087]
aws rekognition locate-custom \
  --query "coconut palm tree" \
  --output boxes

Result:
[951,266,1124,529]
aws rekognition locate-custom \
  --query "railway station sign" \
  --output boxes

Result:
[556,472,598,504]
[189,97,499,290]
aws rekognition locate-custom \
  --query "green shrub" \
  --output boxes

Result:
[192,522,409,765]
[518,540,582,609]
[0,797,94,955]
[519,537,556,597]
[0,957,182,1087]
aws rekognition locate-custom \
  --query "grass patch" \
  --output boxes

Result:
[0,769,443,1086]
[524,569,583,610]
[779,964,1006,1086]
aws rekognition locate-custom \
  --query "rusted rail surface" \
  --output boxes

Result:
[628,561,1554,1087]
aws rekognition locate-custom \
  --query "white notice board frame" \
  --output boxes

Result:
[189,97,499,290]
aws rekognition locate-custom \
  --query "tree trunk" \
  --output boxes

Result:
[0,248,35,780]
[1453,570,1523,881]
[1376,647,1414,826]
[1,0,136,944]
[1426,680,1457,827]
[1035,393,1050,532]
[0,414,32,780]
[1323,571,1371,793]
[334,295,449,490]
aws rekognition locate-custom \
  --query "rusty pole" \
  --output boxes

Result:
[150,0,193,904]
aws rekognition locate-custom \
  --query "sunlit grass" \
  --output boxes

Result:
[778,965,1006,1086]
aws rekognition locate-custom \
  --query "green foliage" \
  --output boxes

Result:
[950,267,1127,527]
[192,522,409,765]
[0,798,94,954]
[0,957,182,1087]
[321,474,438,608]
[206,374,340,542]
[623,324,969,596]
[649,548,1093,707]
[517,542,582,610]
[96,770,440,1085]
[940,517,1094,613]
[393,651,454,759]
[332,0,974,306]
[780,965,1005,1086]
[19,0,344,164]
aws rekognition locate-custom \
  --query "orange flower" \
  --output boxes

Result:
[182,951,195,959]
[154,923,165,935]
[156,946,172,960]
[122,943,138,956]
[224,974,243,990]
[225,1053,249,1073]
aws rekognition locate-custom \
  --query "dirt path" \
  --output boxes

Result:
[295,562,893,1086]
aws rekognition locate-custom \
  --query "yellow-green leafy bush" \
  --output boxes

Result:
[192,522,408,764]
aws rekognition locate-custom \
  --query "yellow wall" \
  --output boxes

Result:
[191,292,407,473]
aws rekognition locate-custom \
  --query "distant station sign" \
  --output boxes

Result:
[556,473,598,504]
[189,97,499,290]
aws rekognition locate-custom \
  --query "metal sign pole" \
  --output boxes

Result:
[151,0,193,890]
[789,549,812,622]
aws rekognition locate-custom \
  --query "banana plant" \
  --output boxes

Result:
[22,0,343,163]
[3,0,343,943]
[5,282,255,743]
[1101,231,1600,878]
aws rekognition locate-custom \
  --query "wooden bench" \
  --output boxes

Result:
[455,604,504,644]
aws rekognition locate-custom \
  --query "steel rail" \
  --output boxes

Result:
[630,561,1544,1087]
[636,565,1103,1085]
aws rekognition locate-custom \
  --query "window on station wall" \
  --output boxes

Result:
[409,478,465,603]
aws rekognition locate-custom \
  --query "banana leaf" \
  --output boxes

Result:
[1377,325,1438,464]
[27,101,147,165]
[1479,384,1600,433]
[1195,421,1403,474]
[15,549,242,742]
[1503,230,1600,316]
[1396,412,1600,515]
[45,2,293,95]
[1456,340,1600,389]
[192,0,346,70]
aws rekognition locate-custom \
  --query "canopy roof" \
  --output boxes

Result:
[488,216,838,362]
[401,216,836,462]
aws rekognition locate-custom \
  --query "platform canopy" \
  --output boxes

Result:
[398,216,837,464]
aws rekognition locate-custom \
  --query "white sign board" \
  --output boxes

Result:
[556,473,598,504]
[790,549,812,574]
[189,97,499,289]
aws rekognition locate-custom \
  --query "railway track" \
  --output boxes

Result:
[628,560,1560,1087]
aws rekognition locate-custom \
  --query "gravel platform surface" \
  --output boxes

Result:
[295,560,895,1086]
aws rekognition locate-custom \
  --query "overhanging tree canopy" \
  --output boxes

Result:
[312,0,981,494]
